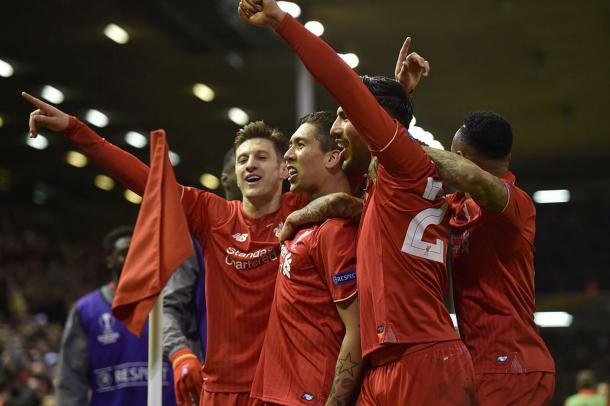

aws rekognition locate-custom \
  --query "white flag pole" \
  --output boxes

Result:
[295,57,315,121]
[148,296,163,406]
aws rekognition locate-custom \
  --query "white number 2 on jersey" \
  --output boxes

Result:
[401,177,447,263]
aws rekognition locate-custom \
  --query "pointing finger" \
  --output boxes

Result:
[395,37,412,75]
[22,92,49,111]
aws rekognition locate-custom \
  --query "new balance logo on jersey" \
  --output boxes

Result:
[232,233,248,242]
[302,393,314,401]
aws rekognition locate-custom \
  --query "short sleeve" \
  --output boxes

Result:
[312,219,358,302]
[483,182,536,243]
[180,186,232,246]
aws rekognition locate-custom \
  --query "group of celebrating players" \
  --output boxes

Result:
[23,0,555,404]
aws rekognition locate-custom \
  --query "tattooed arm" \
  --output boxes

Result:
[423,146,508,212]
[326,295,362,406]
[279,193,363,242]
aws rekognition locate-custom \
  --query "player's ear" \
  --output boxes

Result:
[279,161,289,180]
[325,149,342,171]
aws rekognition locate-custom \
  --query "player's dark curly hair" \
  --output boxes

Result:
[361,75,413,129]
[461,111,513,160]
[102,226,133,256]
[297,111,338,152]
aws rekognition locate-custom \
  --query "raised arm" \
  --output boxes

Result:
[238,1,420,162]
[22,92,150,195]
[423,146,508,212]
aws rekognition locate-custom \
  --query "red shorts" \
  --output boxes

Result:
[199,390,265,406]
[475,372,555,406]
[357,340,475,405]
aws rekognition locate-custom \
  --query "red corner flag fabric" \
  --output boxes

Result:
[112,129,193,336]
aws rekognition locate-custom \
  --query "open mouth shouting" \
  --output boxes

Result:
[287,166,298,184]
[245,173,262,185]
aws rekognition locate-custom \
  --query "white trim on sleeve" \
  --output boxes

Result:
[333,290,358,303]
[377,122,400,153]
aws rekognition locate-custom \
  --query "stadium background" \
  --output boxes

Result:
[0,0,609,404]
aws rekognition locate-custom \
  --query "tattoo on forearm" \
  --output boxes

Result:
[327,352,360,405]
[336,352,359,377]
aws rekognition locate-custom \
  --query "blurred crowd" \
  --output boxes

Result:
[0,206,104,406]
[0,316,60,406]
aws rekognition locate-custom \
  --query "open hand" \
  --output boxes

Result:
[21,92,70,137]
[394,37,430,96]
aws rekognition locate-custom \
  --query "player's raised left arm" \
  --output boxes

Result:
[326,295,362,406]
[423,146,508,212]
[238,0,397,152]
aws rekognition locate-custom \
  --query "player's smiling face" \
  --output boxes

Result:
[284,123,329,195]
[235,138,286,201]
[331,106,370,177]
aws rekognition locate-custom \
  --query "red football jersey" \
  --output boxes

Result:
[181,189,307,391]
[276,15,458,359]
[250,219,357,405]
[449,172,555,374]
[62,119,308,391]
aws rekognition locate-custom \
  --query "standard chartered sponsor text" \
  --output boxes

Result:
[225,246,278,270]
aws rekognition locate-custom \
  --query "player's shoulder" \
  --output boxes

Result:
[320,217,356,229]
[76,288,103,307]
[508,182,533,203]
[281,192,309,210]
[501,181,535,216]
[316,218,358,242]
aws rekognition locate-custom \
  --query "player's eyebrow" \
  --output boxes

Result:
[289,136,306,146]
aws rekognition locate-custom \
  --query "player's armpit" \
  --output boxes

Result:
[278,193,362,242]
[327,295,362,406]
[423,147,508,212]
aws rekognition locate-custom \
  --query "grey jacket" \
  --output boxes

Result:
[55,284,113,406]
[161,254,204,361]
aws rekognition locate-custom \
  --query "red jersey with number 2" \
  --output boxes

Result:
[275,14,458,360]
